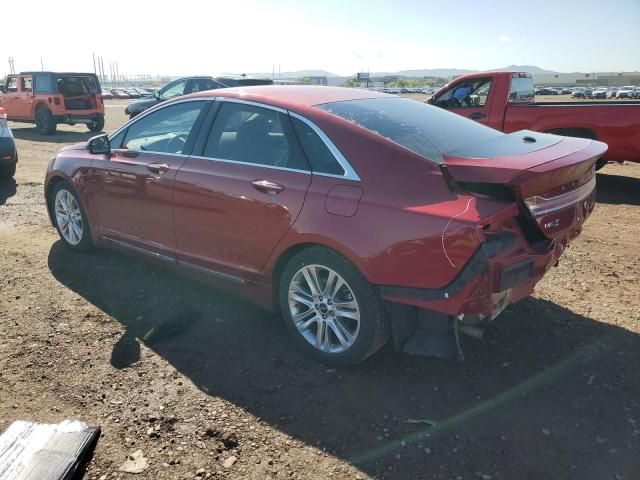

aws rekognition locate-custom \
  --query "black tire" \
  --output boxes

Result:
[279,246,389,366]
[87,115,105,132]
[0,162,16,179]
[35,107,57,135]
[49,181,94,252]
[595,158,607,171]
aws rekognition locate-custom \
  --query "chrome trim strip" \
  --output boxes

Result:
[288,111,361,181]
[189,155,310,175]
[109,97,215,141]
[103,236,175,263]
[178,260,246,284]
[217,97,287,114]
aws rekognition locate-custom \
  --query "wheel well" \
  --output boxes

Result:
[271,242,352,310]
[45,176,66,222]
[34,102,50,116]
[545,128,597,140]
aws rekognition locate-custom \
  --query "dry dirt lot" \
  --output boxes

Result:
[1,102,639,480]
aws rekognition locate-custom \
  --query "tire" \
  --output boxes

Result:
[279,246,389,366]
[595,158,607,171]
[35,107,57,135]
[0,162,16,179]
[49,181,94,252]
[87,115,105,132]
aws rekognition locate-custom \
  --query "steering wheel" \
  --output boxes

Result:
[166,133,188,153]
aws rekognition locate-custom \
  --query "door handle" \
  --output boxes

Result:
[147,162,170,174]
[469,112,487,120]
[251,179,285,195]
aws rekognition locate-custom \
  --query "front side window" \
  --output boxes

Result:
[203,102,308,171]
[6,77,18,92]
[159,80,187,100]
[291,116,344,175]
[433,77,493,108]
[318,97,502,163]
[187,79,221,94]
[34,74,56,94]
[122,101,206,154]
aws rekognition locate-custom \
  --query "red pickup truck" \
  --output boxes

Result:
[429,71,640,168]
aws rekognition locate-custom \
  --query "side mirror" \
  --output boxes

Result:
[427,96,435,105]
[88,134,110,155]
[153,91,161,100]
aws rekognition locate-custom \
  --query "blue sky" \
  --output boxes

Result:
[3,0,639,76]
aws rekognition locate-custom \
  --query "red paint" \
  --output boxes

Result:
[431,71,640,163]
[45,86,605,321]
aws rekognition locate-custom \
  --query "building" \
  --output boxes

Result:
[533,71,640,87]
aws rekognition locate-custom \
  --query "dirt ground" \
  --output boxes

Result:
[1,101,639,480]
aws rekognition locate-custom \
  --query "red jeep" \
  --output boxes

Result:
[0,72,105,135]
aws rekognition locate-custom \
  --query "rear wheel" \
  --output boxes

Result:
[35,107,57,135]
[87,115,105,132]
[50,181,93,252]
[279,247,388,366]
[0,162,16,179]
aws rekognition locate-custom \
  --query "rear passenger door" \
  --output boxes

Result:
[173,100,312,282]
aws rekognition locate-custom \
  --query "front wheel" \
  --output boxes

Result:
[35,107,57,135]
[279,247,388,366]
[50,182,94,252]
[87,116,105,132]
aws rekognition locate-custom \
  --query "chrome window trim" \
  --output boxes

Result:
[288,111,361,181]
[108,96,214,142]
[216,97,287,114]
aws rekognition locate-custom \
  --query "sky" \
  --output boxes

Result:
[2,0,639,78]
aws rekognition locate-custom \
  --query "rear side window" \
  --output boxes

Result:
[509,76,534,103]
[203,102,309,171]
[21,77,32,92]
[318,97,502,163]
[291,116,344,176]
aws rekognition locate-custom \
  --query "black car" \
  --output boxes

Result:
[0,109,17,179]
[124,76,273,118]
[535,87,557,95]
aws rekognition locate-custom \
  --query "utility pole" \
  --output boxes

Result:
[8,57,15,74]
[116,62,120,85]
[93,53,96,75]
[40,57,44,70]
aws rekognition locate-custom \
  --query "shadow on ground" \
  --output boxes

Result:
[596,170,640,206]
[48,242,640,479]
[10,126,99,144]
[0,178,17,205]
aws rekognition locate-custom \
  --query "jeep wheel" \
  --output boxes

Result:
[35,107,57,135]
[87,116,105,132]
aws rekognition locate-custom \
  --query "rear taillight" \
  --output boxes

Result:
[524,169,596,218]
[0,107,6,120]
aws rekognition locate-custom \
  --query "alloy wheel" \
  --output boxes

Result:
[288,264,361,353]
[54,189,83,246]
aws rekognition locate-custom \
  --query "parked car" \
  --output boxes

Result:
[561,88,573,94]
[535,87,557,95]
[607,87,618,99]
[0,106,17,179]
[111,89,130,99]
[633,87,640,99]
[124,76,273,118]
[429,71,640,167]
[0,72,105,134]
[46,86,607,365]
[592,87,607,99]
[616,86,635,99]
[572,88,586,98]
[101,90,113,100]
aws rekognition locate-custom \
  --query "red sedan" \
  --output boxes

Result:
[44,87,607,365]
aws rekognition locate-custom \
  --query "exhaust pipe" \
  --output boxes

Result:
[457,323,484,341]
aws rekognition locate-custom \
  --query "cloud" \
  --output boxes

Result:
[499,35,512,43]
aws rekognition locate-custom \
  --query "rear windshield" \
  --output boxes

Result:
[317,97,502,163]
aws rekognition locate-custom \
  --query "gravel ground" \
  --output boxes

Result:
[0,102,639,480]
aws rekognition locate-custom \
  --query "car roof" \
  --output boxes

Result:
[182,85,389,111]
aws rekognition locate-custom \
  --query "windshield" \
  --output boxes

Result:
[317,97,502,163]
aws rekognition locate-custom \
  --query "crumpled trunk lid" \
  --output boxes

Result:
[443,130,607,239]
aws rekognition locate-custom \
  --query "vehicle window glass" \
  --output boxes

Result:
[434,77,492,108]
[188,79,218,94]
[109,129,126,149]
[6,77,18,92]
[203,102,308,171]
[509,76,534,103]
[34,75,56,93]
[21,77,32,92]
[318,97,502,163]
[159,80,187,100]
[123,101,206,154]
[291,116,344,175]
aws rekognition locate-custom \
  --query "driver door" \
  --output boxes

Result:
[91,99,210,257]
[432,77,493,126]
